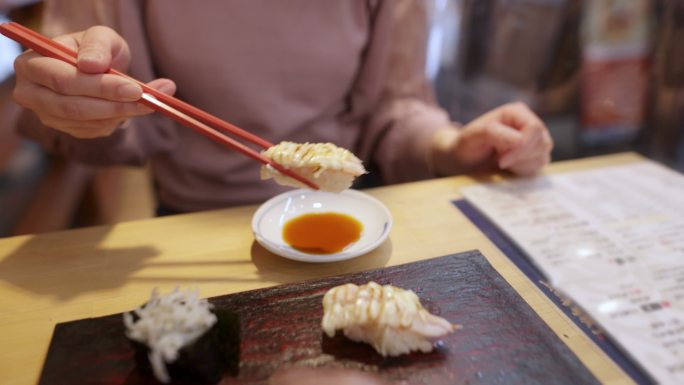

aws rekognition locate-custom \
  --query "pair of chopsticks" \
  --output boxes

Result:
[0,22,319,190]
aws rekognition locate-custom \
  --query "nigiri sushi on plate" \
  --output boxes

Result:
[321,282,460,357]
[261,141,367,192]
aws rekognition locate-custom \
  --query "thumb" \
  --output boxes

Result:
[76,26,130,74]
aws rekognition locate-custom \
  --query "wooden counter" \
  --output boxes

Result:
[0,152,644,385]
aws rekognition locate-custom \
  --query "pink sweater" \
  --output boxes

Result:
[17,0,452,212]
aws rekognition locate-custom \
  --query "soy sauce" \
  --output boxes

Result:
[283,212,362,254]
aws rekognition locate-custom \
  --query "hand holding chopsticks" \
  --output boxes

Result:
[1,22,319,190]
[11,25,167,138]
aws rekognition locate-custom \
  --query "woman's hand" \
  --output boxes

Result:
[431,102,553,177]
[12,26,176,138]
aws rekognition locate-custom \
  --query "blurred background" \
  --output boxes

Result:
[0,0,682,237]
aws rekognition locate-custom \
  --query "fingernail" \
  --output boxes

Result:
[118,83,142,100]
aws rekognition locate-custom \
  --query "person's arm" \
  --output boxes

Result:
[357,0,552,184]
[12,1,177,166]
[355,0,451,184]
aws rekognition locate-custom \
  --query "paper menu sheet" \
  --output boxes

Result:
[460,160,684,384]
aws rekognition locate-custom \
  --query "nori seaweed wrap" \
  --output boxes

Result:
[125,288,240,384]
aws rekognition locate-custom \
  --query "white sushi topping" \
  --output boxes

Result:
[321,282,459,357]
[263,141,366,176]
[260,141,367,192]
[123,288,217,384]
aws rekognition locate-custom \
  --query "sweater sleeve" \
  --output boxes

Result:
[15,0,177,166]
[356,0,453,184]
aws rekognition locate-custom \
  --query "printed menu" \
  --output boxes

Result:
[461,160,684,384]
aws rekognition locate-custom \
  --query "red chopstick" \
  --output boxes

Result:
[0,22,319,190]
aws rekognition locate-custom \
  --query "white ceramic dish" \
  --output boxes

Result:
[252,189,392,263]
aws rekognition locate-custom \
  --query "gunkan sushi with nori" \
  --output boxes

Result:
[123,287,239,383]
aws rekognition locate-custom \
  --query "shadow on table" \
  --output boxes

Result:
[0,226,159,300]
[250,238,393,285]
[129,260,262,285]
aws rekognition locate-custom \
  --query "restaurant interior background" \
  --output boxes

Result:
[0,0,682,237]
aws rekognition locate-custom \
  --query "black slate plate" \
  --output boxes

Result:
[39,250,600,385]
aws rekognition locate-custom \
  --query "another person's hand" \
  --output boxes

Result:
[12,26,176,138]
[269,368,388,385]
[431,102,553,177]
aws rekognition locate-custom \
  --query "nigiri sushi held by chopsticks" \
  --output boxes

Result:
[261,141,367,192]
[321,282,460,356]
